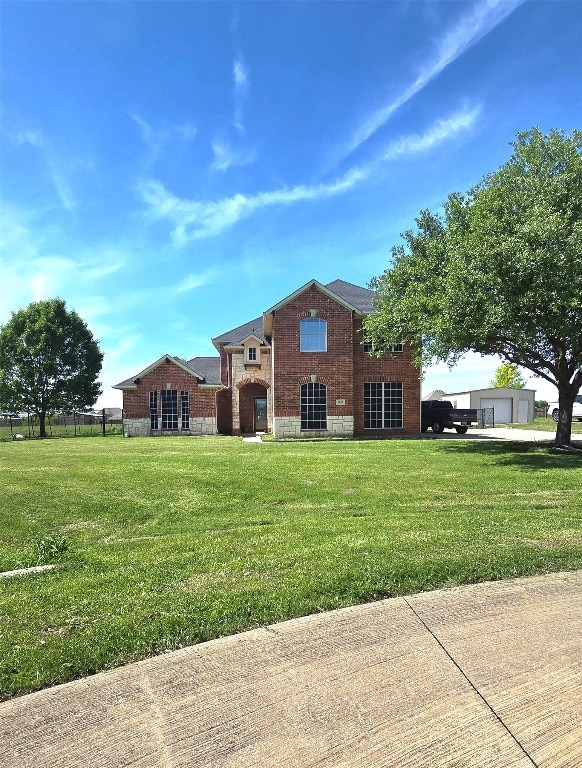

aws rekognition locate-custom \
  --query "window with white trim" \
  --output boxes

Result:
[364,383,403,428]
[246,346,258,362]
[161,389,178,429]
[301,382,327,430]
[300,318,327,352]
[149,391,158,430]
[181,391,190,429]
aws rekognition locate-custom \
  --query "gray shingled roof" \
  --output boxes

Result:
[184,356,221,385]
[211,316,269,347]
[325,279,376,314]
[114,355,222,389]
[113,375,139,389]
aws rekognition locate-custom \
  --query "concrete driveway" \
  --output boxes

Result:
[1,571,581,768]
[425,426,562,442]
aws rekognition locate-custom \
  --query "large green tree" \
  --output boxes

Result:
[0,299,103,438]
[364,128,582,446]
[489,363,528,389]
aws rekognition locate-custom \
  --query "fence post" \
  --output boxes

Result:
[102,408,106,437]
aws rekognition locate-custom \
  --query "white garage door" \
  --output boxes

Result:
[480,397,513,424]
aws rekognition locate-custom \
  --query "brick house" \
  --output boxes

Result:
[114,279,421,437]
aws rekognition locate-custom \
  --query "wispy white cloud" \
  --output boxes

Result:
[140,165,366,245]
[106,334,143,362]
[131,113,161,150]
[211,55,255,170]
[379,104,481,161]
[130,113,198,164]
[8,127,77,209]
[211,139,255,172]
[85,259,125,281]
[14,129,44,148]
[233,58,249,89]
[175,123,197,143]
[176,269,216,293]
[141,105,477,245]
[74,297,118,341]
[233,55,249,133]
[130,113,168,162]
[338,0,524,162]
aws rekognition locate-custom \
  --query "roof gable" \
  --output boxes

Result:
[212,316,268,349]
[264,279,361,316]
[262,279,373,336]
[211,279,375,348]
[113,354,206,390]
[240,334,263,346]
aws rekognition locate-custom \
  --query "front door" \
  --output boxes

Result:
[254,398,267,432]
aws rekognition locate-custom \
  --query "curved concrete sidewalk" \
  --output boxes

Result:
[1,571,581,768]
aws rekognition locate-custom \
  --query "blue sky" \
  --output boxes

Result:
[1,0,580,407]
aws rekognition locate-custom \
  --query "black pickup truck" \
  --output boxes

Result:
[421,400,479,434]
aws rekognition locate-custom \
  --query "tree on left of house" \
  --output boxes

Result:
[0,299,103,438]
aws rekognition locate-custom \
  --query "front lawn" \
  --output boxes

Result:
[1,436,581,699]
[504,417,582,434]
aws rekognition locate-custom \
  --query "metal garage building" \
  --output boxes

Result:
[440,387,536,424]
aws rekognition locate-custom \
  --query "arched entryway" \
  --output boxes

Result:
[238,381,269,434]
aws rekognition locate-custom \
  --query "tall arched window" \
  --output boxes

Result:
[301,382,327,430]
[300,318,327,352]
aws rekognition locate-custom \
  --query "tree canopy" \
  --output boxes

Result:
[364,128,582,446]
[489,363,528,389]
[0,299,103,437]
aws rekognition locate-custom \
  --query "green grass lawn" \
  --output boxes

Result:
[503,416,582,433]
[1,435,581,700]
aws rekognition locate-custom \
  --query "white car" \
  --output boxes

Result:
[547,394,582,422]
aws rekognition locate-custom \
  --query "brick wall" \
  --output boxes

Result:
[122,358,218,435]
[220,349,230,386]
[352,320,420,435]
[271,286,420,436]
[271,285,355,432]
[216,388,233,435]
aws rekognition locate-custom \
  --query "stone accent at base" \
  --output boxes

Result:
[189,417,217,435]
[123,417,217,437]
[124,418,150,437]
[273,416,354,438]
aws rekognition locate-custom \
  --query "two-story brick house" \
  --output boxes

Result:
[114,279,421,437]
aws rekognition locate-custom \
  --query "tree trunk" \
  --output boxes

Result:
[554,387,574,446]
[39,411,47,439]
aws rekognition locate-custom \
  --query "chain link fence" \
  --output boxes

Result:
[0,410,123,441]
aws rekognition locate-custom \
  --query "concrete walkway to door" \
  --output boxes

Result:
[1,570,581,768]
